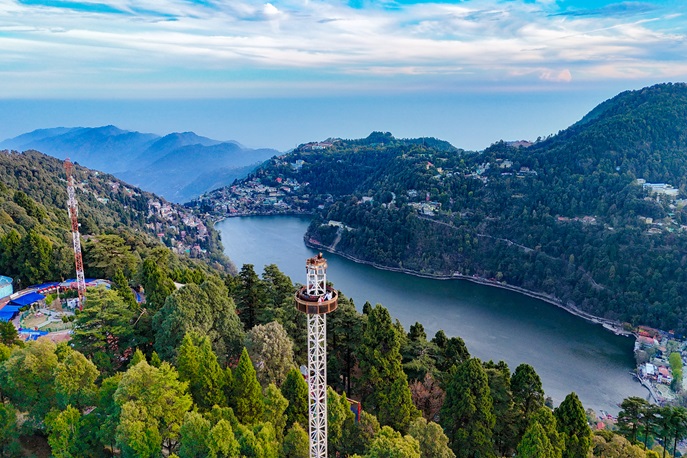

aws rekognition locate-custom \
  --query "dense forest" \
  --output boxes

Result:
[205,83,687,335]
[2,260,684,458]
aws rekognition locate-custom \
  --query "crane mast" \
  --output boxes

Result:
[64,158,86,310]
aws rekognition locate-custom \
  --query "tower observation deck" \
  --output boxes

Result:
[295,253,338,458]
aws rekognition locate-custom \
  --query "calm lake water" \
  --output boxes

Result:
[216,215,647,414]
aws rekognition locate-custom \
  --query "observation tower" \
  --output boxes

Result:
[295,253,338,458]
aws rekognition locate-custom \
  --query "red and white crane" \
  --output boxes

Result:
[64,158,86,310]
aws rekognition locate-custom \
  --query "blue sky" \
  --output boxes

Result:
[0,0,685,150]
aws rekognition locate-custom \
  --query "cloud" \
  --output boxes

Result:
[263,2,279,16]
[0,0,685,97]
[539,69,572,82]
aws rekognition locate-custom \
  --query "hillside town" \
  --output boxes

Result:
[75,170,214,258]
[194,175,315,219]
[634,326,687,405]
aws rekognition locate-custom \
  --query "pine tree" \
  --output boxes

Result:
[113,268,138,309]
[530,407,563,458]
[282,423,309,458]
[440,358,495,458]
[484,361,516,456]
[554,392,592,458]
[511,363,545,440]
[517,421,555,458]
[230,348,264,425]
[178,411,211,458]
[208,419,240,458]
[408,417,455,458]
[617,396,650,444]
[237,264,264,330]
[328,387,355,456]
[366,426,421,458]
[281,367,308,429]
[263,384,288,442]
[357,304,419,432]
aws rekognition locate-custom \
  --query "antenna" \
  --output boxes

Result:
[64,158,86,310]
[295,253,338,458]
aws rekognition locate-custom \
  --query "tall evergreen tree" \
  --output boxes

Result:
[245,321,294,387]
[517,421,555,458]
[263,384,289,442]
[114,360,193,455]
[207,418,240,458]
[178,411,211,458]
[281,367,308,429]
[45,405,82,458]
[154,277,244,364]
[139,256,175,311]
[356,304,419,432]
[113,268,138,309]
[408,417,455,458]
[71,286,135,374]
[511,363,545,440]
[485,360,516,456]
[327,293,363,395]
[328,387,356,456]
[282,422,309,458]
[0,338,59,428]
[230,348,264,425]
[618,397,651,444]
[177,332,226,411]
[237,264,264,330]
[554,392,592,458]
[530,407,563,458]
[440,358,495,458]
[366,426,421,458]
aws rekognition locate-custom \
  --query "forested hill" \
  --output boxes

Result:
[204,82,687,334]
[0,149,230,290]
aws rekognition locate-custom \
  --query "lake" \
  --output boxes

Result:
[216,215,648,414]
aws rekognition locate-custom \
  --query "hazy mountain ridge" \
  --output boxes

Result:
[0,126,280,203]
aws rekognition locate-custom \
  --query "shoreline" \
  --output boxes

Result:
[304,238,635,339]
[210,210,314,225]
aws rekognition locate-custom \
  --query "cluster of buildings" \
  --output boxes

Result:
[146,199,210,257]
[634,327,686,403]
[198,177,312,218]
[70,172,214,259]
[637,179,680,198]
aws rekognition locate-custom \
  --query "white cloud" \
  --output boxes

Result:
[539,69,572,82]
[0,0,685,96]
[263,3,279,16]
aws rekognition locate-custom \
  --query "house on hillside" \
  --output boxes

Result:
[658,366,673,385]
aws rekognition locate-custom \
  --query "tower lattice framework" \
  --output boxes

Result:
[295,253,338,458]
[64,158,86,310]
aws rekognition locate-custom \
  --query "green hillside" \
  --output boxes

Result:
[0,149,230,289]
[201,83,687,334]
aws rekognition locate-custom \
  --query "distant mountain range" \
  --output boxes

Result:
[0,126,279,203]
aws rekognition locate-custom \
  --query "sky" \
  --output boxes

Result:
[0,0,686,150]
